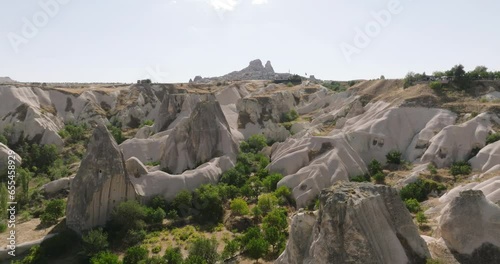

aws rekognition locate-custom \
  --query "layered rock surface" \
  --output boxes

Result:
[276,182,431,264]
[438,190,500,263]
[66,124,137,233]
[160,99,239,174]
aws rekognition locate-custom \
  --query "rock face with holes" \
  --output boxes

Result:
[160,99,239,174]
[276,182,431,264]
[438,190,500,263]
[66,124,137,233]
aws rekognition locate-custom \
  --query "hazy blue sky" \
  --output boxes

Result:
[1,0,499,83]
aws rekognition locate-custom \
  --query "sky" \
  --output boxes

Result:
[0,0,499,83]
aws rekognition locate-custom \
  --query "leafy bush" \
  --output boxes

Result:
[222,239,240,259]
[141,120,154,127]
[416,211,428,227]
[111,200,147,231]
[40,199,65,226]
[400,179,446,202]
[246,238,269,262]
[171,190,193,217]
[124,229,147,246]
[15,245,44,264]
[17,143,59,175]
[219,168,246,188]
[350,174,370,182]
[82,228,109,257]
[230,198,250,216]
[148,195,167,211]
[240,134,268,154]
[372,172,386,184]
[386,150,402,165]
[192,185,224,224]
[0,222,6,233]
[59,122,88,143]
[90,251,120,264]
[274,186,294,206]
[450,161,472,176]
[368,159,383,176]
[123,246,148,264]
[486,133,500,145]
[188,238,219,264]
[107,125,126,144]
[404,198,421,213]
[146,207,166,224]
[263,173,283,192]
[257,193,279,215]
[281,110,299,122]
[429,81,442,90]
[163,247,183,264]
[427,164,438,175]
[152,245,162,254]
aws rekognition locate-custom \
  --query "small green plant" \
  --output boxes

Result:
[287,82,293,87]
[429,81,442,90]
[240,134,268,154]
[187,237,219,264]
[427,164,438,176]
[372,172,386,184]
[416,211,428,227]
[351,174,370,182]
[281,109,299,122]
[404,198,421,213]
[163,247,183,264]
[257,193,279,215]
[152,245,162,254]
[386,150,402,165]
[450,161,472,177]
[230,198,250,216]
[221,239,240,260]
[486,133,500,145]
[400,178,446,202]
[81,228,109,257]
[368,159,383,176]
[141,120,154,127]
[90,251,121,264]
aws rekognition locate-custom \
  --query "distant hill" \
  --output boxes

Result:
[0,77,16,83]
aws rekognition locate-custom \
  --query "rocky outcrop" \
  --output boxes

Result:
[469,140,500,174]
[66,124,137,233]
[0,143,21,172]
[276,182,431,264]
[160,99,238,174]
[439,190,500,263]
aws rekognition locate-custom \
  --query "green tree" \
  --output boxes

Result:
[163,247,183,264]
[171,190,193,217]
[111,200,147,231]
[40,199,65,226]
[416,211,428,227]
[240,134,268,154]
[18,168,31,204]
[146,207,166,224]
[262,208,288,231]
[246,238,269,262]
[0,184,7,220]
[219,168,246,188]
[82,228,109,257]
[188,238,219,264]
[230,198,250,216]
[404,198,421,213]
[263,173,283,192]
[221,239,240,260]
[123,246,148,264]
[257,193,278,215]
[107,125,126,144]
[192,185,224,224]
[263,226,285,252]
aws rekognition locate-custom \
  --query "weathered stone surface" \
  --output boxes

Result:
[0,143,21,173]
[66,124,137,233]
[276,182,430,264]
[160,99,238,174]
[439,190,500,259]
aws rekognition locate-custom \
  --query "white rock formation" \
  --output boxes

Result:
[470,140,500,174]
[0,143,21,172]
[439,190,500,259]
[276,182,431,264]
[66,124,138,233]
